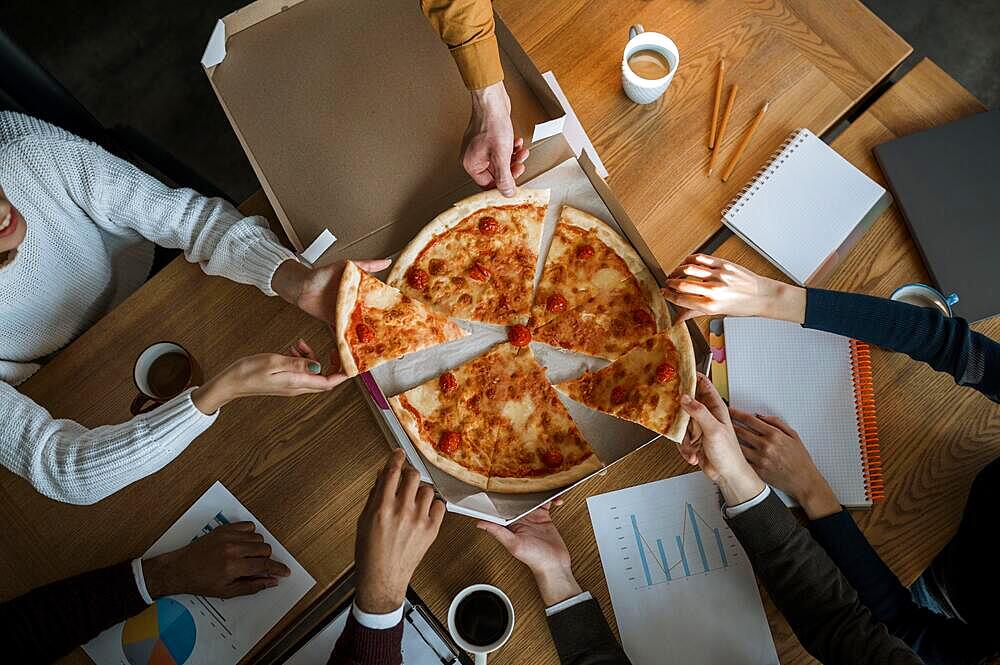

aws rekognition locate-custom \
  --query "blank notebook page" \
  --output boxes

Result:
[724,317,868,506]
[722,129,885,284]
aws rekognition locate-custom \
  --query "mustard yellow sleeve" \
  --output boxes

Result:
[420,0,504,90]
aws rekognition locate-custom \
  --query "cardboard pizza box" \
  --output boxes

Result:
[202,0,709,525]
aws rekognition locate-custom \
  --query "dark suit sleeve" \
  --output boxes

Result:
[328,614,403,665]
[809,510,997,664]
[546,597,632,665]
[0,560,148,665]
[804,288,999,402]
[726,493,922,665]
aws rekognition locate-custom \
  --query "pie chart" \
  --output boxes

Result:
[121,597,197,665]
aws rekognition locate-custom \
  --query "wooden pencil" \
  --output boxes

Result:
[708,59,725,149]
[721,100,770,182]
[707,84,738,175]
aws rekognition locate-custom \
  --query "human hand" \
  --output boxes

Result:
[354,450,445,614]
[730,409,841,519]
[662,254,805,324]
[142,521,291,599]
[678,374,765,506]
[463,82,529,196]
[191,349,346,414]
[271,258,392,324]
[477,501,582,606]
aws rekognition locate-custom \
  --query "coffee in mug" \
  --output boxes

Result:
[627,49,672,80]
[455,590,510,647]
[132,342,203,415]
[447,584,515,664]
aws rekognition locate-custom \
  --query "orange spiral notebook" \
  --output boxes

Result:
[723,317,883,507]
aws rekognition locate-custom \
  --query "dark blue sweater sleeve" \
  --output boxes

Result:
[804,289,999,402]
[808,512,996,664]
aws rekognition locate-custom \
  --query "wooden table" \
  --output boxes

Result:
[496,0,910,272]
[411,58,1000,665]
[0,4,948,665]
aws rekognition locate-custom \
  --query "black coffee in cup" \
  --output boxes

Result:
[454,589,510,647]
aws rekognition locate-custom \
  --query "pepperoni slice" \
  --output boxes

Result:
[468,262,491,282]
[439,372,459,395]
[438,431,462,454]
[428,258,447,275]
[610,386,628,405]
[632,309,655,326]
[406,267,429,290]
[576,244,595,260]
[478,216,499,235]
[508,324,532,347]
[542,449,564,468]
[355,323,375,344]
[655,362,677,384]
[546,293,568,312]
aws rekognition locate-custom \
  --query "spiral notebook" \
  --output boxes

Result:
[724,317,882,507]
[722,128,891,285]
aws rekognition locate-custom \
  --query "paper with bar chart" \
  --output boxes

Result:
[587,472,778,665]
[84,482,315,665]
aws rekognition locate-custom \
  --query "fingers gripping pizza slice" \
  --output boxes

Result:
[335,261,467,377]
[530,207,671,360]
[555,327,697,443]
[388,189,548,325]
[390,344,603,493]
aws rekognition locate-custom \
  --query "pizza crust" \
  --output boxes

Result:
[334,260,363,377]
[663,321,697,443]
[388,396,490,491]
[388,188,550,287]
[559,206,652,284]
[486,454,604,494]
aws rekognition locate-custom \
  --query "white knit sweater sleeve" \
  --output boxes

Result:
[0,382,217,505]
[14,115,298,295]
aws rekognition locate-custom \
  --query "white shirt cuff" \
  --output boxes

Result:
[724,486,771,518]
[545,591,592,617]
[352,601,404,630]
[133,558,154,605]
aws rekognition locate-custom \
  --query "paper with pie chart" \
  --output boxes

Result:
[83,482,315,665]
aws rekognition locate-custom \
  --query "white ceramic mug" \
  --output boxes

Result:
[132,341,201,415]
[621,24,680,105]
[447,584,515,665]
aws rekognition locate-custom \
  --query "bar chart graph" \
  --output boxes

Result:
[588,472,778,664]
[628,501,733,588]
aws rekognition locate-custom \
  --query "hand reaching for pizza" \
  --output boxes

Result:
[354,450,446,614]
[271,257,392,324]
[463,82,530,196]
[477,501,583,606]
[729,408,841,519]
[662,254,806,324]
[678,374,766,507]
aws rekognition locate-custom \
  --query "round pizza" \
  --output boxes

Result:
[387,189,548,325]
[334,261,466,376]
[389,343,603,493]
[554,326,696,443]
[530,206,671,360]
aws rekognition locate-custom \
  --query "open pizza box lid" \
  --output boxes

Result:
[201,0,601,261]
[203,0,708,525]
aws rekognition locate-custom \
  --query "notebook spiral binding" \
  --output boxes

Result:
[849,339,884,502]
[722,128,809,218]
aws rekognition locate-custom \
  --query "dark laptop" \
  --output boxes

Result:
[872,109,999,322]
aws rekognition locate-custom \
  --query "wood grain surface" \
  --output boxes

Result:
[495,0,910,273]
[411,59,1000,665]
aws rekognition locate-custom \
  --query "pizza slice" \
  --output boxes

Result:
[530,206,670,359]
[390,343,603,494]
[554,326,697,442]
[484,345,603,493]
[335,260,467,376]
[388,189,548,325]
[388,346,507,491]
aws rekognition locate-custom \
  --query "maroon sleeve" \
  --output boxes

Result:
[327,613,403,665]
